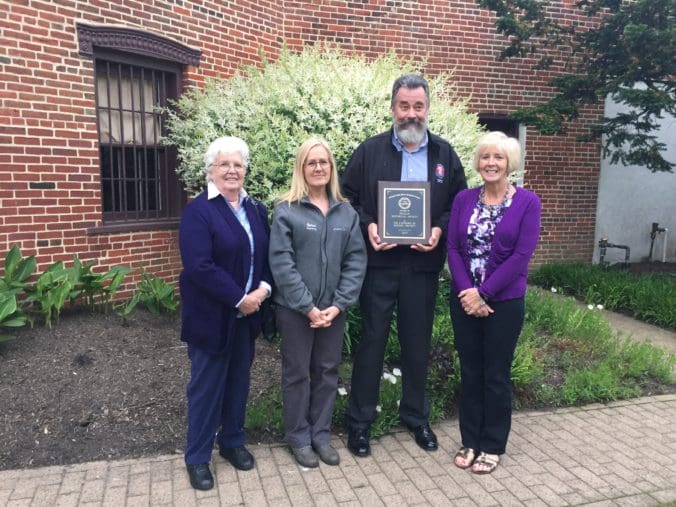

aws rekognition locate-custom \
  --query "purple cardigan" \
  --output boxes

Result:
[446,186,541,302]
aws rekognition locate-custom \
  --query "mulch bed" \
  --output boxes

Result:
[0,309,281,471]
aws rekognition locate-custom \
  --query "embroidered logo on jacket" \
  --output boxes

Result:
[306,222,318,231]
[434,163,445,182]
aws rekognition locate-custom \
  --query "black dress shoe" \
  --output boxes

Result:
[186,463,214,490]
[219,445,255,470]
[347,427,370,457]
[408,423,438,451]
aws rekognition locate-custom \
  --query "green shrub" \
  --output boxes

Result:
[342,305,362,356]
[530,262,676,329]
[246,385,284,438]
[66,258,131,310]
[0,246,36,339]
[246,277,674,441]
[0,246,133,331]
[164,45,486,204]
[25,261,76,328]
[0,293,28,342]
[0,245,36,294]
[23,258,132,327]
[119,272,179,316]
[369,370,404,437]
[561,363,641,404]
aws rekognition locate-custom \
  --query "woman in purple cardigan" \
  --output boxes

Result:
[446,131,541,474]
[179,137,272,490]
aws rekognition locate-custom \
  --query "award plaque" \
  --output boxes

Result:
[378,181,431,244]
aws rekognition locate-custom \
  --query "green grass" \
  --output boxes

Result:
[246,275,675,440]
[530,262,676,329]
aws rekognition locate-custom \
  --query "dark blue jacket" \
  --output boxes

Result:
[179,191,272,354]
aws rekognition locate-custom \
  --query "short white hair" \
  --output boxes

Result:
[473,131,521,174]
[204,136,249,182]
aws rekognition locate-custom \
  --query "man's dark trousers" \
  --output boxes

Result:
[347,264,439,430]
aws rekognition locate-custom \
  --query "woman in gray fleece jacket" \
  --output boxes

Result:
[269,137,366,468]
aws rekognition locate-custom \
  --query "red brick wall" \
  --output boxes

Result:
[1,0,600,290]
[0,0,283,290]
[282,0,602,266]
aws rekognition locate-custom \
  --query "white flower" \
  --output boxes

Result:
[375,405,382,413]
[383,372,397,384]
[337,387,347,396]
[396,400,400,407]
[550,287,558,293]
[587,304,594,310]
[392,368,402,377]
[596,304,604,310]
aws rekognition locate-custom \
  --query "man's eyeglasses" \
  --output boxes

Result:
[305,159,330,170]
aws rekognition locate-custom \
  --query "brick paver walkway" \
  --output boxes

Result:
[2,394,675,506]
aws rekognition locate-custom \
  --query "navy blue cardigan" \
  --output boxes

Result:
[179,191,272,354]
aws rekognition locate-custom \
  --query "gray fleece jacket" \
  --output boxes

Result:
[269,196,366,315]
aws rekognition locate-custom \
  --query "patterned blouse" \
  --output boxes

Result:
[467,191,513,287]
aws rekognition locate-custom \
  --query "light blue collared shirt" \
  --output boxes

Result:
[392,130,429,182]
[207,181,271,308]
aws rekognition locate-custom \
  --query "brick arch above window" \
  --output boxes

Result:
[76,23,201,66]
[76,23,200,231]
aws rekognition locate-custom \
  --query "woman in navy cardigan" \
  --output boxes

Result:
[447,131,541,474]
[179,136,272,490]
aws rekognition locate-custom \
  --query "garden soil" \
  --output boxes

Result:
[0,309,281,471]
[1,265,674,471]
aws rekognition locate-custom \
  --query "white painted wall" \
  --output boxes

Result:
[593,97,676,264]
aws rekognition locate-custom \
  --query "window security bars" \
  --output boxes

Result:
[95,59,182,223]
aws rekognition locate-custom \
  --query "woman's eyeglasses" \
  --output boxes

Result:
[305,159,330,169]
[211,161,244,171]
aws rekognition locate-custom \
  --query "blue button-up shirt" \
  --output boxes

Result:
[392,130,428,182]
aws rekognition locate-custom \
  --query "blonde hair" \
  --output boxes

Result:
[277,137,346,204]
[473,131,521,174]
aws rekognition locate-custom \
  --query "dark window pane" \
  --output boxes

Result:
[94,53,185,223]
[478,116,519,138]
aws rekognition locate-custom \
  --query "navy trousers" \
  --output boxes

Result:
[348,266,439,430]
[450,296,524,455]
[184,318,254,465]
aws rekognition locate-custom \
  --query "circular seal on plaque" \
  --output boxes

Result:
[398,197,411,210]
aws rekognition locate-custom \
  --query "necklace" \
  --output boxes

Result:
[479,182,511,208]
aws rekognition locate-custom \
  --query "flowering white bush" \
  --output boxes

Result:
[164,45,485,202]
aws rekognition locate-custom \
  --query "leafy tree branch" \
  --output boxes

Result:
[479,0,675,172]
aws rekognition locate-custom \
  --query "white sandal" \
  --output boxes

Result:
[471,452,500,474]
[454,447,476,469]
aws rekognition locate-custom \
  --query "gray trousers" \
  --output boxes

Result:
[276,305,346,448]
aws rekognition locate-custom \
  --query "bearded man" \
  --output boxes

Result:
[341,74,467,456]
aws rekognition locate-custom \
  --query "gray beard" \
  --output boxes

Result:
[395,121,427,146]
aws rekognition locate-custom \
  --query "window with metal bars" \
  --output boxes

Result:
[94,53,184,224]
